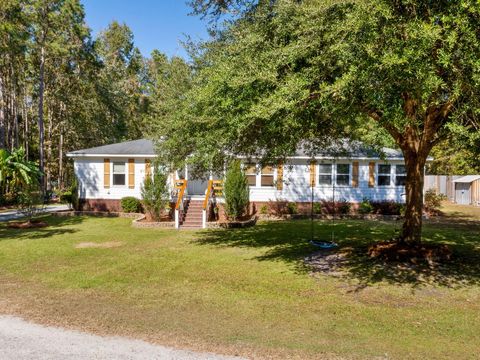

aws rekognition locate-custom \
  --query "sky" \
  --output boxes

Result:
[81,0,210,59]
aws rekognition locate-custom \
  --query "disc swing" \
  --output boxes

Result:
[309,158,338,249]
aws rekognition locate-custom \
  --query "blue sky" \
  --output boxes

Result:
[81,0,210,59]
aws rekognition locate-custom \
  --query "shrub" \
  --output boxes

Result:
[424,189,443,212]
[224,160,249,220]
[259,204,269,215]
[359,198,374,214]
[312,202,322,214]
[267,200,289,216]
[59,190,72,204]
[121,196,142,213]
[141,167,170,221]
[338,200,351,214]
[286,202,298,215]
[370,200,403,215]
[17,183,44,221]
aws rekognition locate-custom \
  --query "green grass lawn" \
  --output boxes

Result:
[0,204,479,359]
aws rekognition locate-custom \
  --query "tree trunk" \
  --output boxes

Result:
[38,45,45,192]
[399,149,428,244]
[0,76,5,149]
[58,131,63,190]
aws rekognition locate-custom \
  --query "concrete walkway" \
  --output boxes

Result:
[0,315,245,360]
[0,204,69,222]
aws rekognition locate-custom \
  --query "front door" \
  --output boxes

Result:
[187,177,208,196]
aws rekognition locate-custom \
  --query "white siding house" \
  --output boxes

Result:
[67,139,410,225]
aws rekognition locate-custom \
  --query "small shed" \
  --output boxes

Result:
[452,175,480,206]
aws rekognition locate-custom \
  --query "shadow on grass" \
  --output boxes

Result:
[0,215,85,241]
[196,218,480,288]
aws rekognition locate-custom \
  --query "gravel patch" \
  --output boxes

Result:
[0,315,246,360]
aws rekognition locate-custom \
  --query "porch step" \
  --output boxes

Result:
[180,200,204,229]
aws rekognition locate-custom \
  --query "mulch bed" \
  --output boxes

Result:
[368,241,452,265]
[7,219,49,229]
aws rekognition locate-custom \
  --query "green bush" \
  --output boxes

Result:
[259,204,269,215]
[312,202,322,214]
[424,189,443,212]
[121,196,142,213]
[286,202,298,214]
[224,160,250,220]
[359,198,374,214]
[59,190,72,204]
[141,167,170,221]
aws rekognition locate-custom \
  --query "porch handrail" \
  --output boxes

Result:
[175,179,187,210]
[202,180,214,210]
[201,180,223,229]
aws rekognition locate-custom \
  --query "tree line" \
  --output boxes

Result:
[0,0,191,199]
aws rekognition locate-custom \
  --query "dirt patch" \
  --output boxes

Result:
[368,241,452,265]
[304,248,352,276]
[75,241,123,249]
[7,220,49,229]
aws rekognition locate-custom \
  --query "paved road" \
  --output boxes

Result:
[0,315,245,360]
[0,205,69,222]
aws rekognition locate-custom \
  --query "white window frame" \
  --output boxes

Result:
[243,162,277,188]
[377,163,393,187]
[316,162,352,187]
[112,161,127,187]
[317,163,333,186]
[394,164,407,187]
[335,163,351,187]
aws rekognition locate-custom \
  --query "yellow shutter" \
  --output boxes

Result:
[368,162,375,188]
[128,159,135,189]
[145,159,151,179]
[277,163,283,190]
[104,159,110,188]
[352,161,359,188]
[310,161,316,187]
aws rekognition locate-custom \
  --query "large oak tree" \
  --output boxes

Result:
[160,0,480,244]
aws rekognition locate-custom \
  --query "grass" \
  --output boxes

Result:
[0,203,479,359]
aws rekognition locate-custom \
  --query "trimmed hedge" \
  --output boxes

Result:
[120,196,142,213]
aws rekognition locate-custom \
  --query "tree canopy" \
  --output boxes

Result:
[158,0,480,243]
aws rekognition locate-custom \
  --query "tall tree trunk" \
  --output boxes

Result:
[38,45,45,192]
[0,76,5,149]
[400,150,427,244]
[58,131,63,190]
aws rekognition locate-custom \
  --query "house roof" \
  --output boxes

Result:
[292,140,404,159]
[67,138,405,160]
[452,175,480,183]
[67,139,155,157]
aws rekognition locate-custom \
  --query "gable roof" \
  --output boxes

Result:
[67,139,155,157]
[452,175,480,183]
[67,138,405,160]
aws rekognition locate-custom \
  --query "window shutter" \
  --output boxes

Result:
[104,159,110,188]
[368,162,375,187]
[352,161,359,188]
[277,163,283,190]
[145,159,151,179]
[310,161,316,187]
[128,159,135,189]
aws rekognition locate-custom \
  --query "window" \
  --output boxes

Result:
[318,164,332,185]
[112,162,126,186]
[378,164,391,186]
[336,164,350,186]
[245,164,257,186]
[261,166,274,187]
[395,165,407,186]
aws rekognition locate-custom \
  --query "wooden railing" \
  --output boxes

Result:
[202,180,223,229]
[174,179,187,229]
[175,179,187,210]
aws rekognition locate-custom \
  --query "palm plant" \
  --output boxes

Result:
[0,148,42,203]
